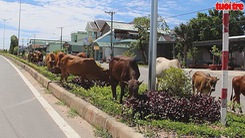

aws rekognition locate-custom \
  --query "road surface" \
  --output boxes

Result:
[0,55,96,138]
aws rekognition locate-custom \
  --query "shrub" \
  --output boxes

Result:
[71,77,110,90]
[158,67,192,98]
[125,90,220,124]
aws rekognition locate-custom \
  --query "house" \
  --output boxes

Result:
[192,36,245,68]
[28,32,86,54]
[86,20,176,61]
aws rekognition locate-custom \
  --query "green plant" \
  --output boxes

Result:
[55,101,66,106]
[210,45,221,65]
[187,46,198,65]
[122,50,136,58]
[158,67,192,98]
[67,108,78,118]
[94,127,112,138]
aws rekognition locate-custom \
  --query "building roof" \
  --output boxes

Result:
[192,36,245,47]
[106,21,137,31]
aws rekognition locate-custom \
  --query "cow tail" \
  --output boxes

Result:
[230,82,234,101]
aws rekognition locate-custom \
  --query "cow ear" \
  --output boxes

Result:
[216,77,220,81]
[139,81,143,85]
[206,78,211,87]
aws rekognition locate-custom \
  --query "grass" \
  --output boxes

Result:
[4,53,245,137]
[55,101,66,106]
[94,127,113,138]
[67,108,78,118]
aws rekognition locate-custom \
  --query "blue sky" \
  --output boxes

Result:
[0,0,244,50]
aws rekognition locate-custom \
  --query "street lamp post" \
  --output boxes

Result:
[105,11,115,58]
[33,34,36,51]
[2,18,11,50]
[17,0,22,55]
[57,27,63,50]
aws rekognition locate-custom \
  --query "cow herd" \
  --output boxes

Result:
[27,51,245,113]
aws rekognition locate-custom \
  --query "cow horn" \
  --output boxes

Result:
[123,81,129,85]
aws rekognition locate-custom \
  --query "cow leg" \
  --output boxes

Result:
[235,94,242,113]
[60,72,65,84]
[119,82,126,104]
[192,80,196,95]
[232,89,242,113]
[65,74,69,83]
[110,77,119,101]
[231,94,240,113]
[192,85,195,95]
[231,95,236,112]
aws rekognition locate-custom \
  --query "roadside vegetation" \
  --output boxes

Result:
[1,52,245,137]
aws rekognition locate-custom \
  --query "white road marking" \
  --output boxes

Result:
[2,56,81,138]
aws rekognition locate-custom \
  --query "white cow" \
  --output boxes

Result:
[156,57,181,89]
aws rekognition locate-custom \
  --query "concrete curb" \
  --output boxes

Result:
[7,56,144,138]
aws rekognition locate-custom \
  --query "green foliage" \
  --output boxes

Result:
[158,67,192,98]
[174,23,193,65]
[13,47,19,55]
[9,35,18,54]
[187,46,199,65]
[67,108,78,118]
[122,50,135,58]
[133,15,170,64]
[210,45,221,64]
[175,9,245,67]
[94,127,113,138]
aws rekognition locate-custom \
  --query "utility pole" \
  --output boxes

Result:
[148,0,158,90]
[17,0,22,55]
[221,0,230,126]
[33,34,36,51]
[105,11,115,58]
[57,27,63,50]
[2,18,11,50]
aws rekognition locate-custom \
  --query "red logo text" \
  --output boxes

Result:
[215,2,244,10]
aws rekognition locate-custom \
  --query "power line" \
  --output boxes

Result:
[165,7,214,19]
[164,0,243,19]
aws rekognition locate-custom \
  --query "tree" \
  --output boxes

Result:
[187,46,199,65]
[174,9,245,66]
[9,35,18,55]
[210,45,221,65]
[133,16,150,64]
[189,9,245,41]
[174,23,193,67]
[132,16,170,64]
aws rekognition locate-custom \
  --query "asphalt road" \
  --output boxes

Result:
[101,62,245,113]
[0,56,95,138]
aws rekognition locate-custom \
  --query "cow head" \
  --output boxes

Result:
[207,77,219,92]
[124,79,143,99]
[101,69,110,83]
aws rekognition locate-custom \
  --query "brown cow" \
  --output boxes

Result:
[192,71,219,96]
[45,52,65,74]
[33,51,43,63]
[53,51,66,73]
[28,51,34,62]
[45,53,56,71]
[60,54,109,84]
[230,75,245,113]
[28,51,43,64]
[77,52,87,58]
[109,56,142,104]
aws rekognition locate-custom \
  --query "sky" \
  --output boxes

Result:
[0,0,244,50]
